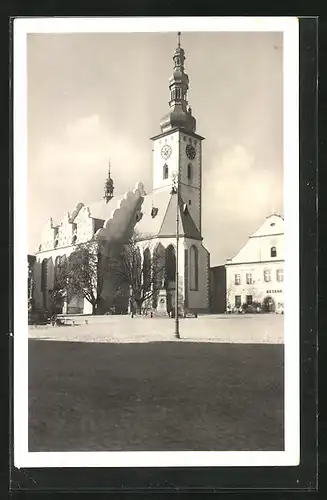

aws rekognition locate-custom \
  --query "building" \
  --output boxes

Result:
[225,214,284,313]
[209,265,226,313]
[32,33,210,316]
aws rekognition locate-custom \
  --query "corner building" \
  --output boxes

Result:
[225,214,284,313]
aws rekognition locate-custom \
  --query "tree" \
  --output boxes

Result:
[112,232,166,315]
[48,256,68,314]
[67,239,115,315]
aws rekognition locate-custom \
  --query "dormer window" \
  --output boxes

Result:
[135,211,143,223]
[271,246,277,258]
[163,164,169,180]
[151,207,159,218]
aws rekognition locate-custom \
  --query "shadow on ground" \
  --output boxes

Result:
[28,340,284,452]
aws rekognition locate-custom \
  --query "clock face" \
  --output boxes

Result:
[161,144,172,160]
[186,144,196,160]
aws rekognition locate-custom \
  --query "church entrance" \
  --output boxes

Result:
[263,296,276,313]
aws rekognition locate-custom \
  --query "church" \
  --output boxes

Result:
[32,33,210,317]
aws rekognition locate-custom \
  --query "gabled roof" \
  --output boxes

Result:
[135,190,201,240]
[158,193,201,239]
[134,190,172,237]
[250,213,284,238]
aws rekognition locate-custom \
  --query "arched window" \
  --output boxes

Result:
[163,164,169,180]
[41,258,48,292]
[54,239,58,248]
[187,163,192,181]
[72,234,77,245]
[165,245,176,283]
[143,248,151,292]
[189,245,199,291]
[271,246,277,258]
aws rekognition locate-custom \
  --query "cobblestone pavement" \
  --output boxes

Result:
[28,314,284,344]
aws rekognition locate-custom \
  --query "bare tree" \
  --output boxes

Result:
[48,256,68,314]
[67,239,118,315]
[112,232,166,315]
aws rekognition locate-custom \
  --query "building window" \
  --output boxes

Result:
[72,234,77,245]
[271,246,277,257]
[54,239,58,248]
[235,295,241,308]
[189,245,199,291]
[276,268,284,282]
[189,199,192,205]
[163,164,169,179]
[234,273,241,285]
[246,273,252,284]
[187,163,192,181]
[246,295,253,305]
[264,269,271,282]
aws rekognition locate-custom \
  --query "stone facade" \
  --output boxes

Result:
[225,214,284,313]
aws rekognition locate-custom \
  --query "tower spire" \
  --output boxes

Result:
[159,32,196,133]
[104,160,114,203]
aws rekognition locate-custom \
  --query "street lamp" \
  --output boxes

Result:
[171,171,181,339]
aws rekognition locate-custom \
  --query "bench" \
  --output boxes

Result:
[52,316,75,327]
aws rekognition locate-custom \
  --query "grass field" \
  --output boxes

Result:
[28,339,284,452]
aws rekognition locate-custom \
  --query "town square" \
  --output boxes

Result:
[22,23,290,458]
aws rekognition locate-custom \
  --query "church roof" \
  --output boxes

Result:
[134,190,172,237]
[136,190,201,241]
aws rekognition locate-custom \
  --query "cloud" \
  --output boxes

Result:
[202,144,283,265]
[28,114,151,251]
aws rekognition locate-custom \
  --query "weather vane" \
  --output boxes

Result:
[177,31,181,48]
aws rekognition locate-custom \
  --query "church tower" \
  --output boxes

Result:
[103,161,114,203]
[150,32,205,234]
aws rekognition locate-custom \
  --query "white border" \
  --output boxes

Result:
[14,16,299,469]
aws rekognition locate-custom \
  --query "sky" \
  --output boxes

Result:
[27,31,283,266]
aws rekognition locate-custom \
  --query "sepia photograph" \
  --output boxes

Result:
[14,17,299,468]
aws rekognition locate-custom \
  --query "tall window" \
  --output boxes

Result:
[187,163,192,181]
[41,258,48,292]
[234,273,241,285]
[246,273,252,284]
[189,245,199,290]
[163,164,169,179]
[143,248,152,292]
[264,269,272,282]
[276,268,284,282]
[271,246,277,257]
[235,295,241,308]
[246,295,253,305]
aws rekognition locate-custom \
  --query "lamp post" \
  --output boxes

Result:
[171,172,181,339]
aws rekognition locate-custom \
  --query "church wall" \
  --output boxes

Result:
[57,213,74,247]
[74,207,95,244]
[179,133,202,232]
[33,245,76,312]
[184,239,209,312]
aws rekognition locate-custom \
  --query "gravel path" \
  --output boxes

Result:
[28,314,284,344]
